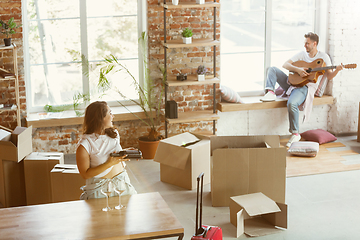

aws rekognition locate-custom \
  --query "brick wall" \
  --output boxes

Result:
[0,0,25,130]
[327,0,360,134]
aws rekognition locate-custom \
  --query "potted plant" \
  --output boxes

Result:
[0,17,22,46]
[95,32,165,159]
[196,0,205,4]
[197,65,207,81]
[182,27,193,44]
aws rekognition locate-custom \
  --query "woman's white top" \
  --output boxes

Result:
[78,130,122,178]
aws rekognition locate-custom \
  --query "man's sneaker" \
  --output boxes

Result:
[260,91,276,102]
[286,134,301,148]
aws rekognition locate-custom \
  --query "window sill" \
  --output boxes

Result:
[26,105,146,128]
[217,95,335,112]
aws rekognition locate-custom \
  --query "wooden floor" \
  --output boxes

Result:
[281,139,360,177]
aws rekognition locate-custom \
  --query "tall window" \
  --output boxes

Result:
[220,0,317,96]
[24,0,146,112]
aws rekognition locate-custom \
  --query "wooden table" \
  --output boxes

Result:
[0,192,184,240]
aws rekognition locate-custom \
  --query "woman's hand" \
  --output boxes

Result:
[107,154,130,166]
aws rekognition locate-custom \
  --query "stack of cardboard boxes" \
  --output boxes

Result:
[0,126,85,207]
[154,132,288,237]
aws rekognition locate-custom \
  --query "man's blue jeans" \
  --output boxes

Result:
[265,67,308,133]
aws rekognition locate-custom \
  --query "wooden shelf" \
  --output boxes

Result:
[166,75,219,86]
[162,39,220,48]
[161,2,220,9]
[0,44,15,51]
[217,95,335,112]
[0,76,16,81]
[166,110,219,124]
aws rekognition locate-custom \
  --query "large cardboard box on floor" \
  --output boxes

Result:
[0,126,33,162]
[203,135,287,207]
[50,164,85,202]
[154,132,210,190]
[0,159,27,207]
[24,152,64,205]
[229,192,287,237]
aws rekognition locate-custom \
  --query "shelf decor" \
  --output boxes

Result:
[197,65,207,81]
[181,27,193,44]
[196,0,205,4]
[172,0,179,5]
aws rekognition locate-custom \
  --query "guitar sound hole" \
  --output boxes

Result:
[317,60,321,64]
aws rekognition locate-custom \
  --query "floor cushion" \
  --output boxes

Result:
[288,141,319,157]
[301,129,337,144]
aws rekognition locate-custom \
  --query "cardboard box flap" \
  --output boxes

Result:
[11,126,31,146]
[25,152,64,164]
[154,143,191,169]
[231,192,281,217]
[263,202,288,229]
[54,164,77,170]
[0,129,11,141]
[154,133,199,170]
[161,132,200,146]
[244,217,283,237]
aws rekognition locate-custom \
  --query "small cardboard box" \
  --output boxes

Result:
[0,159,27,207]
[0,126,33,162]
[229,192,287,237]
[24,152,64,205]
[50,164,85,203]
[153,132,210,190]
[206,135,287,207]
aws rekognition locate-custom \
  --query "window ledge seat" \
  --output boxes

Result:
[26,105,146,128]
[217,95,335,112]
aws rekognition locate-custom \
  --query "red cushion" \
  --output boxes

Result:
[301,129,337,144]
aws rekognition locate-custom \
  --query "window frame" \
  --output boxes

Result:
[22,0,147,113]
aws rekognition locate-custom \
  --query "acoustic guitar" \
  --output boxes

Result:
[288,58,357,87]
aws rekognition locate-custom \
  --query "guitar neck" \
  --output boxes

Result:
[311,66,336,72]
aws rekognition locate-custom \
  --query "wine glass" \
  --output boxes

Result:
[114,180,126,210]
[100,180,114,212]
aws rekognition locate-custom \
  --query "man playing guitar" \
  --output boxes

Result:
[260,32,344,148]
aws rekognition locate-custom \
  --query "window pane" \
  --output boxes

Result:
[28,19,81,65]
[86,0,139,102]
[86,0,137,17]
[221,53,264,93]
[220,0,265,93]
[87,16,138,61]
[27,0,79,20]
[30,63,82,107]
[271,0,315,67]
[89,59,139,102]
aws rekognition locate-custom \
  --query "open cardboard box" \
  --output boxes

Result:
[50,164,85,202]
[153,132,210,190]
[229,192,287,237]
[24,152,64,205]
[195,134,287,207]
[0,126,33,162]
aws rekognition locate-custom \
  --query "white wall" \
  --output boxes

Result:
[217,0,360,136]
